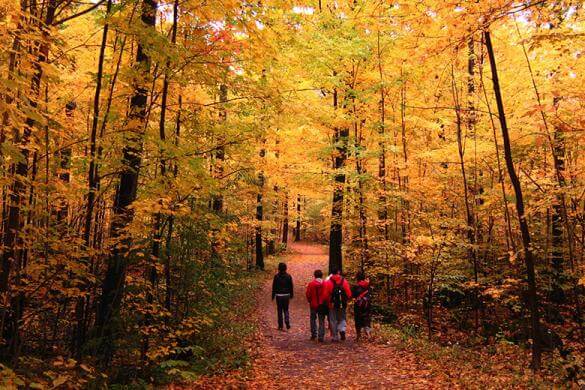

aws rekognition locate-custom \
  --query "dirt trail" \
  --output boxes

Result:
[248,242,441,389]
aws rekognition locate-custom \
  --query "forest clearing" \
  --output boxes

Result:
[0,0,584,388]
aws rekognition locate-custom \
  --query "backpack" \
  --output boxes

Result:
[331,278,348,309]
[355,288,370,311]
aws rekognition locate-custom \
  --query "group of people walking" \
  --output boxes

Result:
[271,262,372,342]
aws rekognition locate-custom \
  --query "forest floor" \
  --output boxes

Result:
[188,242,445,389]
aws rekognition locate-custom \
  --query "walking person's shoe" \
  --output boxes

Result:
[310,335,316,341]
[286,323,291,330]
[340,331,346,341]
[318,337,324,342]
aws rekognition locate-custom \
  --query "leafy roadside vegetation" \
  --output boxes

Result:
[376,322,583,388]
[150,265,271,385]
[0,255,275,388]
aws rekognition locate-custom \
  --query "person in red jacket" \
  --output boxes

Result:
[305,269,326,341]
[322,269,352,341]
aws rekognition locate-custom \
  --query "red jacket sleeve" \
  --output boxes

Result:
[343,279,352,299]
[306,283,312,302]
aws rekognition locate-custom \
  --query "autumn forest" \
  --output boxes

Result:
[0,0,584,388]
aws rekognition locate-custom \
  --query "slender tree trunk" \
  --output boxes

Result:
[211,83,227,261]
[329,87,348,273]
[142,0,178,361]
[268,140,279,255]
[1,0,57,360]
[95,0,157,365]
[479,47,515,254]
[255,185,264,270]
[75,0,112,356]
[354,116,368,271]
[452,62,479,328]
[376,29,391,301]
[551,97,566,302]
[268,185,278,255]
[399,74,410,307]
[255,144,265,270]
[164,95,181,312]
[485,30,541,370]
[282,191,289,245]
[55,102,75,223]
[295,194,301,242]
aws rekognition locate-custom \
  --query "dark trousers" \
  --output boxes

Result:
[276,295,290,329]
[310,308,325,340]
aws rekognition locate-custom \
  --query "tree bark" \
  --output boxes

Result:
[452,61,479,328]
[1,0,57,360]
[295,193,301,242]
[484,30,542,370]
[255,143,265,270]
[329,87,348,273]
[74,0,112,356]
[95,0,157,365]
[376,29,391,301]
[255,176,265,270]
[211,83,227,261]
[282,191,289,245]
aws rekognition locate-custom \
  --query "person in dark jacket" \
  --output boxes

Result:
[272,262,294,330]
[351,271,372,341]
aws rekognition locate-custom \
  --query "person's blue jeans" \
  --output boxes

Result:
[310,308,325,340]
[276,295,290,329]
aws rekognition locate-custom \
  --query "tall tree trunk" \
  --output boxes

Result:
[399,73,410,307]
[467,37,482,329]
[551,96,566,303]
[75,0,112,356]
[95,0,157,365]
[165,94,181,312]
[55,102,75,223]
[452,62,479,328]
[268,140,279,255]
[354,115,368,271]
[479,47,515,254]
[376,29,391,301]
[329,87,348,273]
[268,185,278,255]
[255,181,264,270]
[211,83,227,261]
[295,193,301,242]
[142,0,178,361]
[282,191,289,245]
[1,0,57,360]
[484,30,542,370]
[255,144,265,270]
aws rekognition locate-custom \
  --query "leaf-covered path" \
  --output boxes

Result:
[195,242,445,389]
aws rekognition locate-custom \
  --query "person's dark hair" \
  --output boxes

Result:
[356,271,366,281]
[314,269,323,278]
[278,262,287,273]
